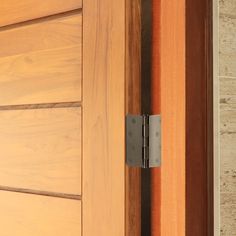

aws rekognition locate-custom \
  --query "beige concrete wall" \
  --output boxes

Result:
[219,0,236,234]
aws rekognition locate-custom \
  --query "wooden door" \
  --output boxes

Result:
[0,1,126,235]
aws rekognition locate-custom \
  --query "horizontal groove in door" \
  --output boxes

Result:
[0,13,82,106]
[0,191,81,236]
[0,101,82,111]
[0,185,81,200]
[0,9,82,32]
[0,0,82,27]
[0,107,81,195]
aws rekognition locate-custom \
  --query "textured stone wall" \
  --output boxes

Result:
[219,0,236,234]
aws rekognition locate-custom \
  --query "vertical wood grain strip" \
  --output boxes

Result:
[83,0,126,235]
[159,0,186,235]
[186,0,214,235]
[126,0,141,235]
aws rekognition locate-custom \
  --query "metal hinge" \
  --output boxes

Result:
[126,114,161,168]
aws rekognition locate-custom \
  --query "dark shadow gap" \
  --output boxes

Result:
[141,0,152,235]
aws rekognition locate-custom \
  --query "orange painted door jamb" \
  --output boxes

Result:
[151,0,186,235]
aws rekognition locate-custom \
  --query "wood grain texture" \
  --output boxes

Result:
[0,13,82,58]
[0,14,82,105]
[0,0,82,27]
[186,0,214,235]
[0,107,81,195]
[83,0,125,235]
[126,0,141,235]
[0,191,81,236]
[159,0,186,235]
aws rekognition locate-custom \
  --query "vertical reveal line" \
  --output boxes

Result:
[141,0,152,235]
[151,0,161,235]
[213,0,220,234]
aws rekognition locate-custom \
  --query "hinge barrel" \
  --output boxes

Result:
[126,114,161,168]
[142,115,149,168]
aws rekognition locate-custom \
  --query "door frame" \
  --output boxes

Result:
[85,0,216,234]
[186,0,214,235]
[125,0,215,235]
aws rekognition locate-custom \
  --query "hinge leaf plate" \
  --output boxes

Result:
[149,115,161,167]
[126,115,143,167]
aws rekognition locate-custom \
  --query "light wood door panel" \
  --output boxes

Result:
[0,0,129,234]
[0,14,82,105]
[0,46,81,106]
[0,14,82,58]
[0,191,81,236]
[0,0,82,27]
[0,107,81,195]
[83,0,126,235]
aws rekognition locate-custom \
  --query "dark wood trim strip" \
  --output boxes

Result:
[186,0,214,235]
[125,0,141,235]
[0,186,81,200]
[0,102,82,111]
